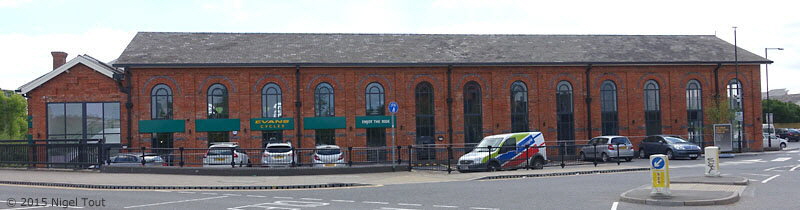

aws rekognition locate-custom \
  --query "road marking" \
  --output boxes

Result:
[378,208,419,210]
[611,202,618,210]
[301,198,323,201]
[788,150,799,153]
[222,194,241,196]
[790,164,800,171]
[762,175,780,183]
[273,196,293,199]
[177,191,196,194]
[764,165,792,171]
[201,193,217,195]
[771,157,792,162]
[398,203,422,206]
[432,205,459,208]
[123,195,228,208]
[246,195,266,198]
[742,173,773,176]
[742,159,764,162]
[470,207,499,210]
[331,200,355,203]
[363,201,390,205]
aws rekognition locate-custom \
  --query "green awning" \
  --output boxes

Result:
[251,118,294,131]
[138,120,185,133]
[196,119,240,132]
[355,116,395,128]
[303,117,346,130]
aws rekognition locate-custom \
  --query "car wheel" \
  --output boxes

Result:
[639,150,647,159]
[580,152,587,161]
[487,162,500,172]
[781,143,787,149]
[532,157,545,169]
[666,150,674,160]
[625,157,632,162]
[601,153,609,162]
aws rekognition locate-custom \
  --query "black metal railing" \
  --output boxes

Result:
[0,139,109,169]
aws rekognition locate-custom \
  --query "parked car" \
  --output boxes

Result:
[638,135,701,160]
[313,145,345,167]
[775,128,789,139]
[762,133,788,149]
[579,136,634,162]
[108,153,166,166]
[457,132,547,172]
[262,142,296,167]
[785,129,800,142]
[203,142,250,167]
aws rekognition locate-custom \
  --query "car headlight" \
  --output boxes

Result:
[675,145,686,150]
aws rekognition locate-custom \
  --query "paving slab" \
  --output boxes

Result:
[672,176,749,185]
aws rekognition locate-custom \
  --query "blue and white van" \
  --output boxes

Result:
[457,132,547,172]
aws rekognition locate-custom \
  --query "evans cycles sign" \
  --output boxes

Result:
[251,118,294,130]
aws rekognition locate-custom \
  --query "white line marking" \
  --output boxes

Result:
[398,203,422,206]
[764,165,789,171]
[177,191,196,194]
[432,205,459,208]
[123,195,228,208]
[222,194,241,196]
[273,196,293,199]
[332,200,355,203]
[5,206,48,210]
[742,159,764,162]
[771,157,792,162]
[246,195,266,198]
[378,208,419,210]
[790,164,800,171]
[363,201,390,204]
[201,193,217,195]
[749,179,761,182]
[788,150,799,153]
[742,173,773,176]
[301,198,323,201]
[762,175,780,183]
[611,201,619,210]
[470,207,499,210]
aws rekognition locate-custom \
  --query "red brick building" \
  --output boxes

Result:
[19,33,769,152]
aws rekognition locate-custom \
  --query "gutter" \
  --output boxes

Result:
[584,64,593,138]
[295,65,302,149]
[113,69,133,148]
[446,65,453,145]
[111,61,772,68]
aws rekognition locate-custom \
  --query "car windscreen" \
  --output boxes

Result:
[475,137,504,151]
[610,138,630,144]
[316,148,341,155]
[111,155,138,163]
[663,137,688,144]
[207,148,234,155]
[266,146,292,153]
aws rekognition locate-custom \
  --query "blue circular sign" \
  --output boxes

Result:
[651,157,665,169]
[388,102,399,113]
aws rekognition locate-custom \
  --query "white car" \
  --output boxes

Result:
[313,145,345,167]
[262,143,296,167]
[203,142,250,167]
[763,133,788,149]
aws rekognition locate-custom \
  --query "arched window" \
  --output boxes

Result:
[686,80,703,145]
[463,81,483,145]
[151,84,172,120]
[262,83,282,118]
[207,83,229,144]
[727,79,743,111]
[556,81,575,145]
[314,83,335,146]
[644,80,661,135]
[207,84,228,119]
[510,81,529,132]
[314,83,335,117]
[600,80,619,135]
[415,82,435,142]
[365,82,385,116]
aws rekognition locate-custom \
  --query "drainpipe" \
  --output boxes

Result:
[114,68,134,148]
[584,64,593,139]
[295,65,303,149]
[447,65,453,145]
[713,63,721,100]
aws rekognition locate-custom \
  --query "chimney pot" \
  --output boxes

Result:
[51,51,68,70]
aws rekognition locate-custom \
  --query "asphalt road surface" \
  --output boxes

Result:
[1,142,799,210]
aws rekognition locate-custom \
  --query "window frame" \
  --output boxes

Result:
[151,84,173,120]
[415,82,435,140]
[463,81,483,145]
[510,81,529,132]
[207,83,228,119]
[600,80,619,135]
[686,80,704,145]
[314,83,335,117]
[261,83,282,118]
[644,80,662,135]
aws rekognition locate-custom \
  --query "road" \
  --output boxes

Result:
[1,143,799,210]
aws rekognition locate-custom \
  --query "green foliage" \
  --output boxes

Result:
[762,99,800,123]
[707,96,734,125]
[0,91,28,140]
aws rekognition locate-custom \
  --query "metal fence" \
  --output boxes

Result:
[0,140,637,172]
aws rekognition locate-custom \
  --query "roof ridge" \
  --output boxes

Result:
[136,31,715,37]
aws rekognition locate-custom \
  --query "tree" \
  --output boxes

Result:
[707,96,734,125]
[762,99,800,123]
[0,90,27,140]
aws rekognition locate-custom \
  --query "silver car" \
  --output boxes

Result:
[262,143,296,167]
[580,136,634,162]
[313,145,345,167]
[763,133,788,149]
[108,153,166,167]
[202,143,250,167]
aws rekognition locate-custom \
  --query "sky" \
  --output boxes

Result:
[1,0,798,93]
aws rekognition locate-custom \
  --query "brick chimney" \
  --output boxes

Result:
[51,51,68,70]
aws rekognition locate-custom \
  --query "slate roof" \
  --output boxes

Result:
[114,32,769,67]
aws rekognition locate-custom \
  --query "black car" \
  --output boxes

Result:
[638,135,702,160]
[785,129,800,142]
[775,128,789,139]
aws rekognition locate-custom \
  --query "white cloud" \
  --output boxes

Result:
[0,0,31,8]
[0,28,134,90]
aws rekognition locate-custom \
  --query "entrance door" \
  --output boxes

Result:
[262,131,283,147]
[152,133,174,164]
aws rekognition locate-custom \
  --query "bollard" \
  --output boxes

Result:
[650,154,671,197]
[705,146,721,177]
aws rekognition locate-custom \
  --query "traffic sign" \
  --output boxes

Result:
[649,154,670,196]
[651,157,665,169]
[388,102,398,113]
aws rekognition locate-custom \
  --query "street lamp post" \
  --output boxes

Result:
[733,27,743,153]
[765,47,784,148]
